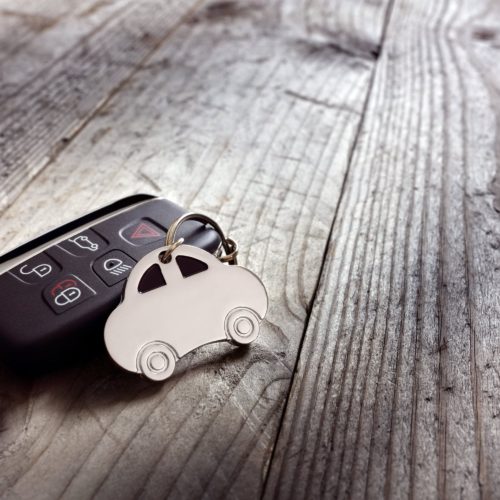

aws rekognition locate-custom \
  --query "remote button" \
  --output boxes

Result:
[44,275,96,313]
[58,230,107,257]
[120,219,165,246]
[93,250,136,286]
[10,253,60,284]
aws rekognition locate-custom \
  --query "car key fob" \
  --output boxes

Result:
[0,194,221,372]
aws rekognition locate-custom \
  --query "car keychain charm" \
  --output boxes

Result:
[104,213,268,381]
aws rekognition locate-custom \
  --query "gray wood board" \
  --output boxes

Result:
[0,0,203,212]
[0,0,392,499]
[264,0,500,498]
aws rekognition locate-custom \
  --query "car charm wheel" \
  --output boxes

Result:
[137,342,176,381]
[225,307,261,345]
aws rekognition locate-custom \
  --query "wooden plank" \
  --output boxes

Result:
[0,0,87,63]
[0,0,132,101]
[264,0,500,498]
[0,0,392,498]
[0,0,205,213]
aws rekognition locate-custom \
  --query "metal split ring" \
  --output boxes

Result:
[159,238,184,264]
[164,212,238,265]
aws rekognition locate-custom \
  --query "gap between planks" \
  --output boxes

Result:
[260,0,397,496]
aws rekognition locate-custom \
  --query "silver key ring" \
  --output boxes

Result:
[161,212,238,265]
[158,237,184,264]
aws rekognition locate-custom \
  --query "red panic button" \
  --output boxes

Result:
[44,275,96,314]
[120,219,165,246]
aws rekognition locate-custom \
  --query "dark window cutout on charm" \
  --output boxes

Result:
[176,256,208,278]
[138,264,166,293]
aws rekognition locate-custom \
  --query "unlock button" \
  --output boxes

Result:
[10,253,60,284]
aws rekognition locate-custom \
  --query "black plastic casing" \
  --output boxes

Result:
[0,195,220,372]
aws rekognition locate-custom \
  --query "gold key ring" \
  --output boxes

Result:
[161,212,238,265]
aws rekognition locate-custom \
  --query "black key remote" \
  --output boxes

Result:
[0,194,220,372]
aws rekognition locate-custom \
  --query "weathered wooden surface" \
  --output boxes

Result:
[0,0,204,211]
[265,0,500,498]
[1,0,500,498]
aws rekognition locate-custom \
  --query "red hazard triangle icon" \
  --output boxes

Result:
[130,222,161,239]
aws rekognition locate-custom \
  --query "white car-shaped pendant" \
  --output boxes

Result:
[104,244,268,381]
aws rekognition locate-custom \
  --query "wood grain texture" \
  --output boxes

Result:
[0,0,131,101]
[264,0,500,498]
[0,0,86,63]
[0,0,392,499]
[0,0,203,212]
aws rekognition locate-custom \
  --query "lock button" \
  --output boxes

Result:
[10,253,60,284]
[43,275,96,314]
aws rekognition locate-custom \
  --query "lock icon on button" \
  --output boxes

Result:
[54,286,81,306]
[50,279,82,307]
[44,275,95,313]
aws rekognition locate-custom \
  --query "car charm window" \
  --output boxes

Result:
[138,264,166,293]
[176,255,208,278]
